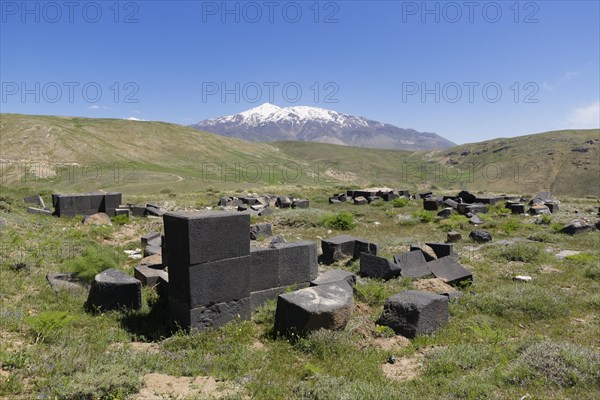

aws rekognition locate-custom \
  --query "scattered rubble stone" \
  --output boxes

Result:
[513,275,532,282]
[425,243,454,259]
[446,231,462,243]
[250,223,273,240]
[354,196,368,205]
[292,199,310,209]
[470,230,493,243]
[82,213,112,226]
[377,290,449,338]
[360,253,402,280]
[310,269,357,288]
[46,273,88,294]
[393,251,431,279]
[24,194,44,208]
[27,207,52,216]
[134,264,168,287]
[321,235,378,264]
[410,244,437,261]
[529,204,551,215]
[469,215,483,225]
[275,283,353,336]
[555,250,581,260]
[561,219,596,235]
[426,257,472,286]
[86,268,142,311]
[437,207,452,218]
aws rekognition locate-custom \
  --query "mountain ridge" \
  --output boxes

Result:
[191,103,455,150]
[1,113,598,196]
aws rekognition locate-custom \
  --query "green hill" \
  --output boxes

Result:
[1,113,598,196]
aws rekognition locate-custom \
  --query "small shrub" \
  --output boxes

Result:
[159,188,173,194]
[295,329,353,360]
[320,211,356,231]
[396,215,418,226]
[412,210,435,223]
[426,343,493,375]
[468,284,566,320]
[440,214,468,231]
[64,245,120,282]
[506,340,600,387]
[373,324,396,338]
[496,243,547,263]
[551,223,564,232]
[25,311,74,342]
[391,197,409,208]
[489,204,510,216]
[565,253,600,281]
[538,214,552,225]
[0,201,12,212]
[111,214,129,225]
[369,199,385,207]
[501,219,521,235]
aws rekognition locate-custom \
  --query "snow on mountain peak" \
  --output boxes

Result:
[207,103,368,127]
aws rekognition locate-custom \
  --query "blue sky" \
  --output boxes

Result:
[1,0,599,144]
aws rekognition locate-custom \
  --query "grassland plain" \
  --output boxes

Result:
[1,114,599,398]
[0,183,599,399]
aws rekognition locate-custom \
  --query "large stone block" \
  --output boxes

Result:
[382,192,399,202]
[444,198,458,209]
[87,192,106,211]
[426,257,472,286]
[169,255,251,308]
[169,296,251,330]
[321,235,357,263]
[467,204,487,214]
[24,194,44,207]
[423,198,442,211]
[377,290,448,338]
[274,241,318,285]
[410,244,437,261]
[360,253,401,280]
[509,203,526,214]
[425,243,455,259]
[544,202,559,213]
[86,269,141,311]
[134,261,167,287]
[274,283,354,335]
[104,192,122,210]
[250,223,272,240]
[458,190,477,204]
[310,269,356,288]
[250,248,280,292]
[163,211,250,265]
[393,250,431,279]
[353,238,378,259]
[353,196,368,205]
[141,231,161,246]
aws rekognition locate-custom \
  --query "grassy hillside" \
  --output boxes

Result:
[1,113,598,196]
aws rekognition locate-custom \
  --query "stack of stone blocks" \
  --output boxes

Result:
[52,192,122,217]
[163,211,317,330]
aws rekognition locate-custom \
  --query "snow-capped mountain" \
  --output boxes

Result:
[191,103,455,150]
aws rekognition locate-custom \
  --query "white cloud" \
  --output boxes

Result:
[124,116,147,121]
[567,101,600,129]
[87,105,112,110]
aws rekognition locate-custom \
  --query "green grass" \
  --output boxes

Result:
[1,184,599,399]
[2,114,599,196]
[320,211,357,231]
